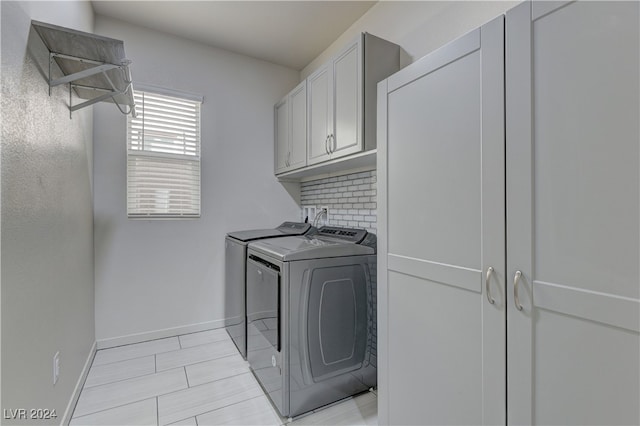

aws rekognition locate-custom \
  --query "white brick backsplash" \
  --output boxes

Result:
[300,170,377,234]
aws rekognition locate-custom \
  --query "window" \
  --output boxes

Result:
[127,88,202,218]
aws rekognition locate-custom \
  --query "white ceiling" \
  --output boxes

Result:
[91,1,377,70]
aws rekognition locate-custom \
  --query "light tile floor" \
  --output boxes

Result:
[70,329,377,426]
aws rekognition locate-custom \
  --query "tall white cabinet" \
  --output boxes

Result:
[506,2,639,424]
[378,2,639,425]
[377,15,506,425]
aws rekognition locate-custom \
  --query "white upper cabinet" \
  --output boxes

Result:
[332,40,362,159]
[307,38,361,166]
[307,33,399,167]
[288,81,307,170]
[274,97,289,174]
[307,63,331,165]
[274,80,307,175]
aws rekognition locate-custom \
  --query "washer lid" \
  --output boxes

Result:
[226,222,311,242]
[248,235,374,261]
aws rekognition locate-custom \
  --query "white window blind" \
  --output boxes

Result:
[127,90,201,218]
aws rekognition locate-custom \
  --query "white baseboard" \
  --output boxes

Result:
[96,319,228,350]
[61,340,97,426]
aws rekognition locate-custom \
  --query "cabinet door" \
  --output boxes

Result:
[274,97,289,174]
[331,37,362,159]
[307,64,331,165]
[288,81,307,170]
[378,16,505,425]
[506,2,640,424]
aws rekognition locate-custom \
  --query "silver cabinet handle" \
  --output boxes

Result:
[325,135,330,155]
[485,266,495,305]
[331,134,336,153]
[514,270,523,311]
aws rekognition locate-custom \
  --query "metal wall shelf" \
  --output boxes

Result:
[31,20,136,118]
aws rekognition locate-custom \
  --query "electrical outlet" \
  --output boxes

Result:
[302,205,316,223]
[53,351,60,385]
[320,206,329,225]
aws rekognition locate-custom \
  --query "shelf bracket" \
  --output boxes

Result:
[49,53,122,87]
[48,52,134,118]
[33,20,136,119]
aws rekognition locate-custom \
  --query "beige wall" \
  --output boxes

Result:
[301,1,519,79]
[1,1,96,424]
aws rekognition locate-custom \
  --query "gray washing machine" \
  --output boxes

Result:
[245,226,377,418]
[225,222,312,359]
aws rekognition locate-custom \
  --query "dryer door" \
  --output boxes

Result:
[305,264,368,382]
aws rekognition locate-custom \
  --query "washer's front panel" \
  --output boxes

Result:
[288,255,377,417]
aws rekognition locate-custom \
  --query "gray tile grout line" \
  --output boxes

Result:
[74,370,258,421]
[93,349,179,368]
[81,352,245,391]
[72,397,162,422]
[160,372,266,422]
[92,337,233,368]
[94,329,228,363]
[71,368,188,419]
[181,367,253,389]
[95,335,180,352]
[184,394,267,425]
[156,352,240,374]
[84,369,156,390]
[184,366,191,387]
[138,375,265,426]
[95,329,227,355]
